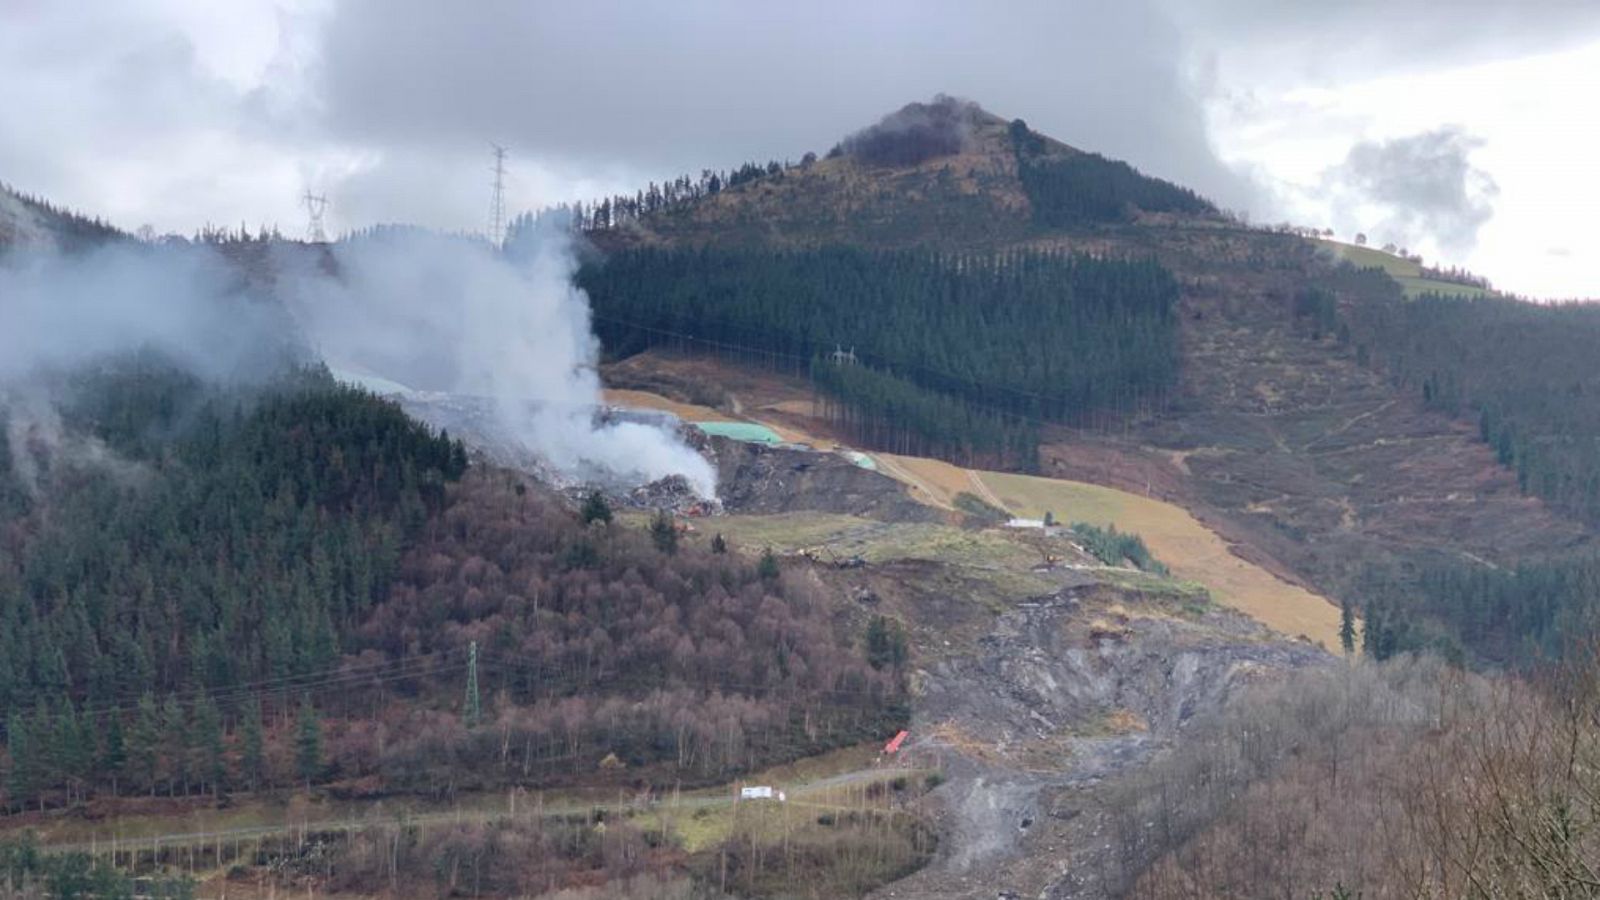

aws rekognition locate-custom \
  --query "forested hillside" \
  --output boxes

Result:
[1008,120,1216,226]
[580,246,1180,467]
[1350,289,1600,525]
[0,360,898,810]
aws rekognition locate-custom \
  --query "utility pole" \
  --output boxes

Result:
[301,190,329,243]
[488,144,507,247]
[464,641,481,728]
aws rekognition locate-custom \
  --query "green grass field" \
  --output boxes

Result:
[1310,237,1493,299]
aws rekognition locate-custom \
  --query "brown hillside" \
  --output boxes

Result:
[593,101,1596,607]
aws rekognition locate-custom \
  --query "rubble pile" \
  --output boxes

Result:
[627,473,722,515]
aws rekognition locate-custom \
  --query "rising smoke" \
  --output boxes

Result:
[0,220,716,498]
[0,239,299,494]
[278,218,716,496]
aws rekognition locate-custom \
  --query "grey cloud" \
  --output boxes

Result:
[1323,127,1498,255]
[312,0,1261,212]
[1172,0,1600,81]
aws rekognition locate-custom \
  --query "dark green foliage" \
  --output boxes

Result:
[1294,286,1340,340]
[1346,287,1600,525]
[1070,522,1168,575]
[99,713,125,792]
[1009,120,1215,227]
[1335,275,1600,662]
[711,532,728,554]
[865,616,908,671]
[811,357,1040,468]
[4,712,38,810]
[192,692,225,796]
[758,547,781,580]
[649,508,678,554]
[1340,599,1356,655]
[582,246,1180,466]
[1385,555,1600,664]
[295,694,322,787]
[239,696,265,792]
[0,363,465,806]
[1358,599,1424,662]
[580,489,613,525]
[0,836,193,899]
[127,693,161,796]
[0,365,465,711]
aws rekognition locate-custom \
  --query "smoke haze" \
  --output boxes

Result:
[0,226,716,497]
[280,221,716,496]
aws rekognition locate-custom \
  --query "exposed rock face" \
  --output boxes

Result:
[877,586,1330,899]
[710,436,941,522]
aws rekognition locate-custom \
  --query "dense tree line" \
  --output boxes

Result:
[1355,555,1600,665]
[1312,266,1600,663]
[809,358,1040,468]
[1008,120,1216,227]
[1070,523,1168,575]
[1,362,899,809]
[1346,288,1600,525]
[518,157,794,237]
[0,361,465,715]
[0,183,124,250]
[580,246,1179,466]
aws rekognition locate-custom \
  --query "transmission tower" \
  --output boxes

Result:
[488,144,507,247]
[463,641,481,727]
[302,190,329,243]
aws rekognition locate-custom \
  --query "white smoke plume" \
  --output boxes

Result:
[279,220,716,496]
[0,221,714,498]
[2,388,147,497]
[0,238,299,493]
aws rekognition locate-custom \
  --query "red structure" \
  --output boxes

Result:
[883,730,909,754]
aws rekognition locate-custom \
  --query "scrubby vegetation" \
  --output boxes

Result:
[1112,656,1600,899]
[581,246,1179,468]
[0,836,192,899]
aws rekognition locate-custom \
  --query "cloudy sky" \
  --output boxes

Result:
[2,0,1596,298]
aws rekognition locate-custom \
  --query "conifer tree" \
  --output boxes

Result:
[240,696,266,793]
[100,714,126,796]
[650,509,678,555]
[129,693,162,796]
[1340,599,1357,656]
[295,695,322,789]
[160,693,189,796]
[192,692,225,797]
[758,547,780,580]
[581,490,613,526]
[5,711,38,811]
